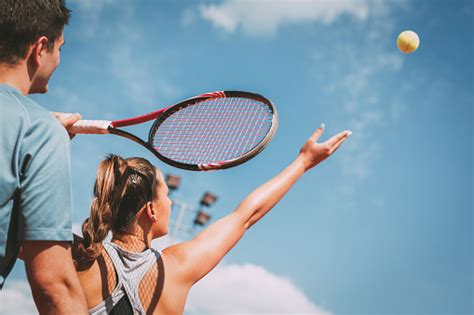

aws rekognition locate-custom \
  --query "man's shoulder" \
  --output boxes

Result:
[0,86,62,135]
[1,89,52,122]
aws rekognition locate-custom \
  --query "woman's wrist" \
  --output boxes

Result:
[294,154,312,173]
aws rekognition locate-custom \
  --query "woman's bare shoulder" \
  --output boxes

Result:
[76,251,117,309]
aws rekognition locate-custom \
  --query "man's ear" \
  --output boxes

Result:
[29,36,49,67]
[145,201,157,223]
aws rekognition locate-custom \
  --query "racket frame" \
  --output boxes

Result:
[147,91,278,171]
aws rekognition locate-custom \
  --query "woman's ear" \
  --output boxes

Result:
[145,201,157,223]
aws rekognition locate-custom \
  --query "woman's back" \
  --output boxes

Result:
[77,242,189,315]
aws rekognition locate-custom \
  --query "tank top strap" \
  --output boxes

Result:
[102,242,125,275]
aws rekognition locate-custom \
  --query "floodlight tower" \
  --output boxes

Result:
[165,174,218,244]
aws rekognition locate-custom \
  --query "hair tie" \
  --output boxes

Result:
[129,173,140,184]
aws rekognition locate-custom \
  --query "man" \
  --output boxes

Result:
[0,0,87,313]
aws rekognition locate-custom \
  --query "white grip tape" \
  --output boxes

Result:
[70,120,112,134]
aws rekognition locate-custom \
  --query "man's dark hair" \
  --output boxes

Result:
[0,0,71,65]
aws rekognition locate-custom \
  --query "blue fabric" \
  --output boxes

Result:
[0,84,73,288]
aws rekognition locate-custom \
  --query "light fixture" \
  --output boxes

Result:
[166,174,181,191]
[194,211,211,226]
[200,191,217,207]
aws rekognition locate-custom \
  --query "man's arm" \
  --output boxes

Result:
[18,113,87,313]
[23,241,88,314]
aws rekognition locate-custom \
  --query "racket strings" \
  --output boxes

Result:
[151,97,273,165]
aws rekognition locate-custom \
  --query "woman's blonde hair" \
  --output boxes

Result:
[73,154,157,267]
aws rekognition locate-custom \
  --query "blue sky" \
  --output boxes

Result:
[1,0,472,314]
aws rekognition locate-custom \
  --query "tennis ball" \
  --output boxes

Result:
[397,30,420,54]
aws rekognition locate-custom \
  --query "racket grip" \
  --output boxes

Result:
[69,120,112,134]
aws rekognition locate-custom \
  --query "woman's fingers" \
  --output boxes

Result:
[309,123,325,143]
[325,129,351,147]
[328,131,351,155]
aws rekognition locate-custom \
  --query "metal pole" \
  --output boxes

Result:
[170,200,187,244]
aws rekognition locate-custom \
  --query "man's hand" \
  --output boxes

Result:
[52,112,81,139]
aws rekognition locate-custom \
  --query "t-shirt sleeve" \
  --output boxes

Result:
[19,116,73,241]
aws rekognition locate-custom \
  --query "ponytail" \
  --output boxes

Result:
[73,155,157,268]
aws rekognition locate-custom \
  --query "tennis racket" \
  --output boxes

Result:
[70,91,278,171]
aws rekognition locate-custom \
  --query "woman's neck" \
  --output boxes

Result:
[112,231,150,253]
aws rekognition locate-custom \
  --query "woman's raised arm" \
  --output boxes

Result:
[163,125,351,286]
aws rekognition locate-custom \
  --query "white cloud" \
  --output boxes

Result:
[0,280,36,315]
[333,52,402,182]
[312,41,404,187]
[0,264,328,315]
[341,53,403,100]
[196,0,370,37]
[186,263,330,314]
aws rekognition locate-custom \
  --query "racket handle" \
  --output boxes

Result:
[69,120,112,134]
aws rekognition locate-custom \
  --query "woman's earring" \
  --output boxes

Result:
[151,214,157,222]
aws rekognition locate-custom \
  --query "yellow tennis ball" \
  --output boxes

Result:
[397,30,420,54]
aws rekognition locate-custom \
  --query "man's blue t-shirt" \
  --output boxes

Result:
[0,84,73,288]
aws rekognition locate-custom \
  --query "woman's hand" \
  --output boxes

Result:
[298,123,351,171]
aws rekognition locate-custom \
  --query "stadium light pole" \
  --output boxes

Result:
[166,174,218,244]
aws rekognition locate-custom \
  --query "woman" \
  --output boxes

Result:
[73,125,351,314]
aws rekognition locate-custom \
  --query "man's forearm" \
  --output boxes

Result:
[23,241,88,314]
[29,275,88,314]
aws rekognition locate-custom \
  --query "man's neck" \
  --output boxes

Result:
[0,62,31,95]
